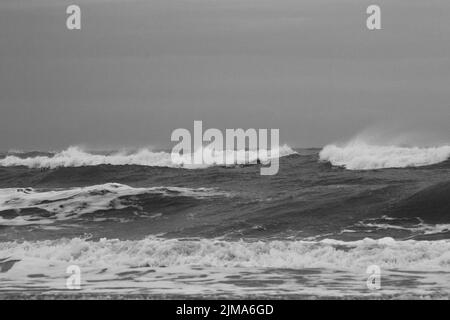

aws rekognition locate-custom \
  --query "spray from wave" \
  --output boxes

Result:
[320,139,450,170]
[0,145,296,169]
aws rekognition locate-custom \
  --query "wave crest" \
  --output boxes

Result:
[0,183,227,226]
[0,145,296,169]
[319,141,450,170]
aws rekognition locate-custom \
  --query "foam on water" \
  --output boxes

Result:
[1,237,449,298]
[1,237,449,272]
[341,216,450,238]
[354,222,450,236]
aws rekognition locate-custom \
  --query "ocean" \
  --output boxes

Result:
[0,143,449,299]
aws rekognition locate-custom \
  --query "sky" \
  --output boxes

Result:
[0,0,449,150]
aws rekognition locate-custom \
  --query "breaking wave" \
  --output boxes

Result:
[0,183,228,226]
[319,141,450,170]
[0,145,296,169]
[1,237,450,272]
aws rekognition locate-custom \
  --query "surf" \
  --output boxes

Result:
[1,236,450,272]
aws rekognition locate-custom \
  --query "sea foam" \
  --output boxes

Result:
[1,237,450,298]
[1,237,450,272]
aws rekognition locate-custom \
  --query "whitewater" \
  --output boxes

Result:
[0,145,296,169]
[1,237,449,298]
[320,140,450,170]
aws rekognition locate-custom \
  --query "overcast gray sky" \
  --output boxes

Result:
[0,0,449,150]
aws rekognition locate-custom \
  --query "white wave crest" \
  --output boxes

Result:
[319,141,450,170]
[0,147,175,169]
[0,145,296,169]
[0,183,227,226]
